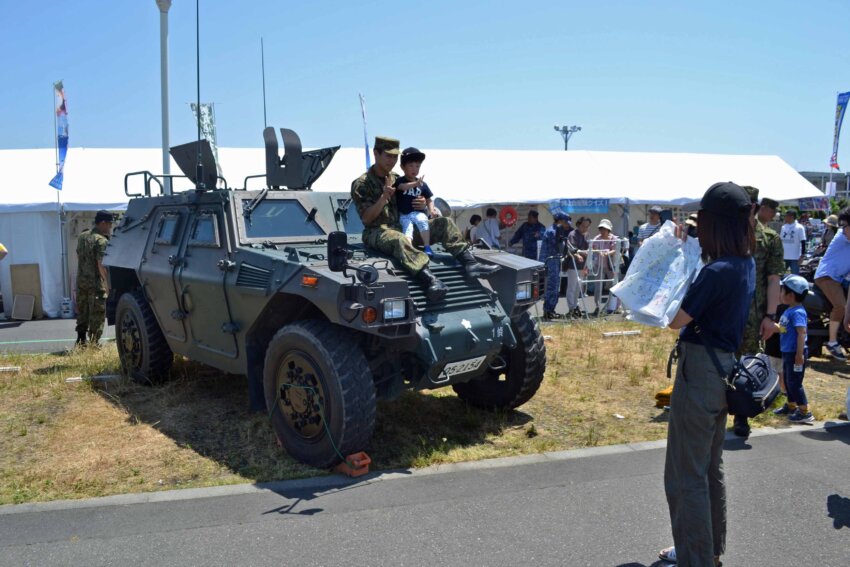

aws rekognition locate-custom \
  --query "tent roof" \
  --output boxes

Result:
[0,147,824,212]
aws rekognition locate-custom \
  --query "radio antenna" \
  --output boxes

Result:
[261,37,268,128]
[194,0,204,190]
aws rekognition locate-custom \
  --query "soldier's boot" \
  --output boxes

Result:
[416,268,449,302]
[88,332,103,349]
[75,331,87,348]
[457,249,500,278]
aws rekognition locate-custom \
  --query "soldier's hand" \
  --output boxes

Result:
[382,183,395,202]
[411,196,427,211]
[759,317,777,341]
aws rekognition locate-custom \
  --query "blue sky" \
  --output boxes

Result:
[2,0,848,171]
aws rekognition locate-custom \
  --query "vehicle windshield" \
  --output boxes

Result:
[337,198,364,235]
[242,200,324,239]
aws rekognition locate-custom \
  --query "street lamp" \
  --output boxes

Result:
[156,0,172,194]
[554,124,582,151]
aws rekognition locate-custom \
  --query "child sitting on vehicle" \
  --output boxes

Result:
[774,274,813,423]
[394,147,437,256]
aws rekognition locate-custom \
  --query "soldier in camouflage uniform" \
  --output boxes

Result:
[75,210,114,347]
[351,136,499,302]
[733,187,784,437]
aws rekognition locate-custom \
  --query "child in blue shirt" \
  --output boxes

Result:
[774,274,813,423]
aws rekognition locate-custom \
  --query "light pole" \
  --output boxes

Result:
[156,0,172,194]
[554,124,582,151]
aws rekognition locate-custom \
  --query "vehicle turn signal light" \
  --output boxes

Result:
[362,306,378,324]
[301,275,319,288]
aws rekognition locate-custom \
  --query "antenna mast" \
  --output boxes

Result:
[261,37,268,128]
[194,0,204,190]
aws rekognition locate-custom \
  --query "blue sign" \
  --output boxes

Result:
[548,198,610,215]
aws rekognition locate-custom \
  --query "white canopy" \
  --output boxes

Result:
[0,146,825,212]
[0,146,825,318]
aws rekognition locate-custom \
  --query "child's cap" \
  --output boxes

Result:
[401,147,426,165]
[781,274,809,296]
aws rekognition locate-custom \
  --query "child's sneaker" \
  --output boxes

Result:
[772,404,791,416]
[424,245,434,257]
[825,342,847,362]
[788,409,814,423]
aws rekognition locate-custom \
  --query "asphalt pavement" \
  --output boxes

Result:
[1,424,848,567]
[0,317,114,354]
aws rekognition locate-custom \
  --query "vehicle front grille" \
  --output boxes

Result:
[236,263,272,289]
[394,263,494,313]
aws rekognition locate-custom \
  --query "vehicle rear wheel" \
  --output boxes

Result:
[115,289,173,385]
[452,311,546,410]
[263,320,376,468]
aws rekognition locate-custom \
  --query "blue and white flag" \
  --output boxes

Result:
[830,91,849,170]
[49,81,68,190]
[359,93,371,168]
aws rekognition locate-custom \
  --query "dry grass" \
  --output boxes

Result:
[1,321,848,505]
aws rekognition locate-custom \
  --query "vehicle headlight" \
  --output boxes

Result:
[383,299,407,321]
[516,283,533,302]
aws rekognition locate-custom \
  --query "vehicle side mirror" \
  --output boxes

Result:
[328,231,348,272]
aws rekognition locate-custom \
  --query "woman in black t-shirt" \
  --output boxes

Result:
[659,182,756,567]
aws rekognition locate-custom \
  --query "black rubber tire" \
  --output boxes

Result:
[263,320,376,469]
[452,311,546,410]
[115,289,173,385]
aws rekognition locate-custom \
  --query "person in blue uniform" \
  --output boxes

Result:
[539,213,571,320]
[508,210,543,259]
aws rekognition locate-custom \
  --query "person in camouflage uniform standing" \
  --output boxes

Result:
[733,187,783,437]
[75,210,114,347]
[351,136,498,302]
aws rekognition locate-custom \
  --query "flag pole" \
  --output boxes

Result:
[52,83,70,307]
[359,93,371,169]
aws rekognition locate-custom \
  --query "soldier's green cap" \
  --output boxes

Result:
[374,136,402,155]
[760,197,779,210]
[742,185,759,204]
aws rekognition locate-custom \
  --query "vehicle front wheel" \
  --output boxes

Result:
[452,311,546,410]
[115,289,173,385]
[263,320,376,469]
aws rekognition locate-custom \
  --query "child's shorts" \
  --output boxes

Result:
[399,211,430,240]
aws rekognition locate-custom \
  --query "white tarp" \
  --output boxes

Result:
[0,146,825,317]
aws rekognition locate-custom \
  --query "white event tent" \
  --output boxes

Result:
[0,146,825,317]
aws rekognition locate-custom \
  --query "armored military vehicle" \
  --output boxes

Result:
[104,128,546,468]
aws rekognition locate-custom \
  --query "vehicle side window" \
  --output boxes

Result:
[189,213,220,247]
[155,214,181,245]
[242,200,324,239]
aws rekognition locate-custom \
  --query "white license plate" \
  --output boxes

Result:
[442,355,487,377]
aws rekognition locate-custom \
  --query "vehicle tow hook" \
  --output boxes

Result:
[488,355,507,371]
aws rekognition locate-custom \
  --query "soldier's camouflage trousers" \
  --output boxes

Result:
[363,217,468,274]
[739,297,764,356]
[75,285,107,344]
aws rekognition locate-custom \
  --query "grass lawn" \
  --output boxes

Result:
[1,320,847,505]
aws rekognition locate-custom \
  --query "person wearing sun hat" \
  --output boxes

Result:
[590,218,621,314]
[815,213,840,255]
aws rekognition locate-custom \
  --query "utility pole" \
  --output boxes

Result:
[554,124,582,151]
[156,0,172,194]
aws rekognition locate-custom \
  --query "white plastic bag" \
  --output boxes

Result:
[611,221,702,327]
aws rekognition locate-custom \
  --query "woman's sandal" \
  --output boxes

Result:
[658,546,722,566]
[658,546,676,563]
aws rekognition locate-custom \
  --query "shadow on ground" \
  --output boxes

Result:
[94,358,531,479]
[827,493,850,529]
